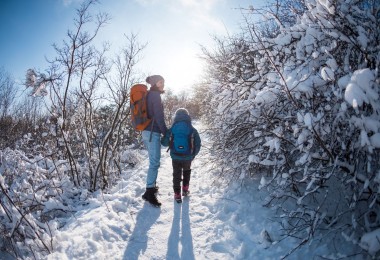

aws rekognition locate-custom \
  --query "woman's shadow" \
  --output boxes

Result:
[166,199,195,260]
[123,204,161,260]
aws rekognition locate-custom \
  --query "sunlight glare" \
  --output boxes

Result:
[152,49,204,94]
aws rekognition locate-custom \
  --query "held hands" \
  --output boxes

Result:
[160,133,170,147]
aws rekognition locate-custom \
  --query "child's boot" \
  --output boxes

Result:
[182,185,190,196]
[174,192,182,203]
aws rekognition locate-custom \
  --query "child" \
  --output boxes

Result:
[161,108,201,203]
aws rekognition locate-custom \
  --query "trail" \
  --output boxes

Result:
[46,127,340,260]
[46,131,249,260]
[120,147,231,260]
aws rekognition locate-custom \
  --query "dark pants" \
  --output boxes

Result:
[172,160,192,193]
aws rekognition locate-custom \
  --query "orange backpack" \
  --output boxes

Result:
[130,84,151,131]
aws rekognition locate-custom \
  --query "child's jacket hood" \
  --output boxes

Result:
[173,110,191,123]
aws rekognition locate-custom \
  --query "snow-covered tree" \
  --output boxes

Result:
[162,88,201,125]
[0,68,17,148]
[204,0,380,257]
[0,68,17,118]
[23,0,145,191]
[0,0,146,257]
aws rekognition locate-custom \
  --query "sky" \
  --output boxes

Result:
[0,0,264,93]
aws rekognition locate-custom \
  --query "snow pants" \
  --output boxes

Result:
[172,160,192,193]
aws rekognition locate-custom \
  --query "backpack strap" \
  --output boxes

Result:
[190,130,195,155]
[166,131,173,152]
[146,90,155,142]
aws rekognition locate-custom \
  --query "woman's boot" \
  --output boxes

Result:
[142,187,161,207]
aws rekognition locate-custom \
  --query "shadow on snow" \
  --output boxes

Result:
[123,203,161,260]
[166,199,195,260]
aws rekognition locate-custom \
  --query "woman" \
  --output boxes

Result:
[141,75,167,207]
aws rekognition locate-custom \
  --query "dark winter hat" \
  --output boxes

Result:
[173,108,191,123]
[175,108,189,116]
[146,75,164,86]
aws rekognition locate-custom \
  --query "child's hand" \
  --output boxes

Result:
[161,136,169,146]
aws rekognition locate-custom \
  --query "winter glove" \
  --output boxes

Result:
[160,132,170,147]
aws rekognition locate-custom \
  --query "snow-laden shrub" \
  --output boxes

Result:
[0,148,82,258]
[204,0,380,257]
[0,117,145,259]
[0,2,147,257]
[22,0,145,192]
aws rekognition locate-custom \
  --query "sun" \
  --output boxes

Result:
[163,49,205,94]
[142,46,205,95]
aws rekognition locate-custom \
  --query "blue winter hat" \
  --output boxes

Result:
[146,75,164,86]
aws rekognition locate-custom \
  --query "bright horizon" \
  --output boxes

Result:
[0,0,264,94]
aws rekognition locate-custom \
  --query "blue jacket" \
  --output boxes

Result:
[146,89,167,135]
[161,112,201,161]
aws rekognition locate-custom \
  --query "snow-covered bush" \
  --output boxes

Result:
[204,0,380,257]
[1,1,147,257]
[0,148,81,258]
[22,0,145,192]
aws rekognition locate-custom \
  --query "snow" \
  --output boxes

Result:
[10,124,353,259]
[359,228,380,256]
[263,137,281,153]
[325,58,338,71]
[345,82,367,109]
[357,26,369,49]
[320,66,334,81]
[273,34,292,46]
[317,0,335,15]
[370,133,380,148]
[304,113,313,128]
[253,87,279,105]
[360,129,371,147]
[344,69,376,109]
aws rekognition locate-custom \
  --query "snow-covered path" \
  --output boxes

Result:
[45,129,344,260]
[47,134,262,260]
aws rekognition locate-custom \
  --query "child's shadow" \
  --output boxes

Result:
[181,200,195,259]
[166,199,195,260]
[166,201,181,259]
[123,204,161,260]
